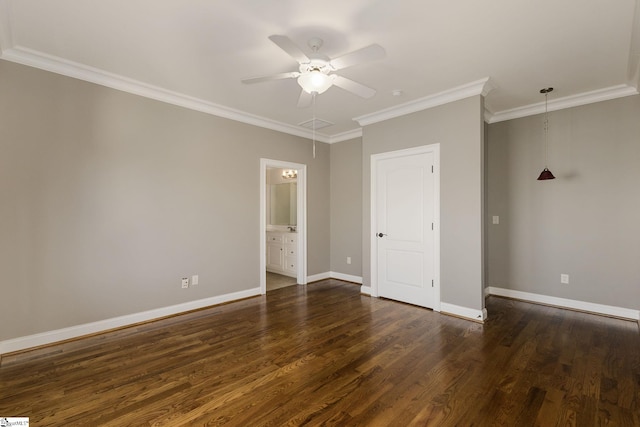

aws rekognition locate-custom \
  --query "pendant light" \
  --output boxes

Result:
[537,87,556,180]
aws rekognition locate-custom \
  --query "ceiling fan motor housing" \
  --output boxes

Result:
[299,59,332,75]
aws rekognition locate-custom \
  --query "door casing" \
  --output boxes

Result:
[260,158,307,294]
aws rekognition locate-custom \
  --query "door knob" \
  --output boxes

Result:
[377,233,387,238]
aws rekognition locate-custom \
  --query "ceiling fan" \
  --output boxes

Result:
[241,35,385,107]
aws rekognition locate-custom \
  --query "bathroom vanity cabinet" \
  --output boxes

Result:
[266,232,297,278]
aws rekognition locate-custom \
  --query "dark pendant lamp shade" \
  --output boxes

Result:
[538,87,556,181]
[537,167,555,180]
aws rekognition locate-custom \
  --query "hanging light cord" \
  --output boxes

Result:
[544,91,549,168]
[540,87,553,169]
[536,87,555,181]
[312,92,317,159]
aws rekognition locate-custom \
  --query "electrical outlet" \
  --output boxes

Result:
[191,275,199,285]
[181,277,189,288]
[560,274,569,284]
[347,257,352,265]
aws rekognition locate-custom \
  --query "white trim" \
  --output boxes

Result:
[370,144,441,311]
[487,286,640,321]
[433,149,441,311]
[0,46,333,143]
[0,288,260,355]
[5,43,638,139]
[327,128,363,144]
[4,41,639,138]
[0,46,366,144]
[483,107,495,124]
[307,272,331,282]
[360,286,372,295]
[276,270,365,285]
[354,77,494,127]
[329,271,363,284]
[260,159,308,295]
[440,303,488,322]
[305,271,362,284]
[487,84,639,123]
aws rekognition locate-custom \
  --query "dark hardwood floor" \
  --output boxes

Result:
[1,279,638,426]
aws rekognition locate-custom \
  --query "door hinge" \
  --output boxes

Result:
[431,223,434,230]
[432,279,434,287]
[431,165,434,173]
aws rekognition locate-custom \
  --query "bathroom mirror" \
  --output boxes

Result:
[270,182,297,226]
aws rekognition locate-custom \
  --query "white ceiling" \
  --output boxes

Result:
[1,0,639,142]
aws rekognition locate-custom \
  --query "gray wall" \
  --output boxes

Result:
[362,96,485,311]
[486,95,640,310]
[329,138,363,277]
[0,60,330,341]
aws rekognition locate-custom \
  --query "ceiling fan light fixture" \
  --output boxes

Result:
[297,70,333,94]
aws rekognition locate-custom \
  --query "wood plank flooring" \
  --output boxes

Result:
[1,279,639,426]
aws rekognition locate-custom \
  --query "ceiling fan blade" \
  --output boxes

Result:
[268,35,310,64]
[332,75,376,98]
[330,44,385,71]
[241,72,299,84]
[297,89,313,108]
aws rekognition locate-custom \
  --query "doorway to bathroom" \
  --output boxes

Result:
[260,159,307,294]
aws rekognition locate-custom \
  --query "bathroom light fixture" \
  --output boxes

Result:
[537,87,556,181]
[282,169,297,179]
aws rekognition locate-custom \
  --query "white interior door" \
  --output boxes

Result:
[374,147,438,309]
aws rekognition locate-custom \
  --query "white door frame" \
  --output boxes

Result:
[370,144,441,311]
[260,158,307,294]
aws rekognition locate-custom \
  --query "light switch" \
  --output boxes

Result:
[492,216,500,225]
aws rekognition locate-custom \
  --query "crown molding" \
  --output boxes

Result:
[487,84,639,123]
[483,107,495,123]
[353,77,495,127]
[328,128,363,143]
[4,44,638,137]
[0,46,333,143]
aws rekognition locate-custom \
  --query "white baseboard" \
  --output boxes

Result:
[359,290,486,322]
[329,272,363,284]
[487,286,640,321]
[307,272,331,282]
[0,287,261,355]
[440,303,488,322]
[306,271,363,284]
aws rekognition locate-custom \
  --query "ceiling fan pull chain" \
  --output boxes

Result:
[312,92,317,159]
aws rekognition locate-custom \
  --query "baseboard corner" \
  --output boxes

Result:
[440,302,486,323]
